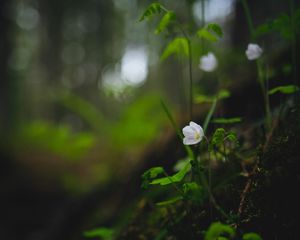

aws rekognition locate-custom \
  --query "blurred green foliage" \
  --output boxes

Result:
[110,94,165,150]
[17,121,95,160]
[255,8,300,40]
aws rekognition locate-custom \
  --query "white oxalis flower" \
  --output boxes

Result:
[199,52,218,72]
[182,121,204,145]
[245,43,263,60]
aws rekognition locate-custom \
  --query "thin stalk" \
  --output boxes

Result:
[177,24,193,120]
[289,0,298,90]
[199,170,231,220]
[223,143,227,162]
[201,0,205,27]
[188,39,193,120]
[200,137,231,220]
[241,0,255,39]
[200,0,206,55]
[203,98,218,132]
[265,65,272,129]
[160,99,194,159]
[208,151,212,193]
[257,60,272,130]
[208,149,212,219]
[242,0,272,131]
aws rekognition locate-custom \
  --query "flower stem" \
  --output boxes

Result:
[188,39,193,120]
[176,23,193,120]
[201,0,205,27]
[199,137,231,220]
[199,167,231,220]
[265,65,272,129]
[203,98,218,132]
[241,0,255,39]
[242,0,272,131]
[200,0,206,53]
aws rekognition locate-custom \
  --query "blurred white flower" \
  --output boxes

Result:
[182,121,204,145]
[199,52,218,72]
[245,43,263,60]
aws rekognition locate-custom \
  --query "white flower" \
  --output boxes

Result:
[182,121,204,145]
[199,52,218,72]
[245,43,263,60]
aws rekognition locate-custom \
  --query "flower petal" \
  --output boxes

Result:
[246,43,263,60]
[183,136,201,145]
[189,121,202,134]
[199,52,218,72]
[182,126,195,138]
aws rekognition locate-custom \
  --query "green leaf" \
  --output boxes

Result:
[141,166,165,189]
[205,222,235,240]
[268,85,299,95]
[197,28,218,42]
[183,182,204,203]
[211,128,226,146]
[254,13,295,40]
[173,157,190,171]
[207,23,223,37]
[156,196,183,206]
[139,3,167,22]
[161,37,189,61]
[83,227,114,240]
[150,161,191,185]
[218,89,231,99]
[194,89,230,104]
[255,22,272,37]
[143,167,165,178]
[212,117,242,124]
[226,132,238,144]
[197,23,223,42]
[243,232,263,240]
[155,11,176,34]
[194,94,215,104]
[273,13,293,40]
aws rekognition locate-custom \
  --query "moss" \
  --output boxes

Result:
[241,102,300,239]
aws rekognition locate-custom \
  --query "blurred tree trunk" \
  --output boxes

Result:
[0,1,18,138]
[38,0,65,120]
